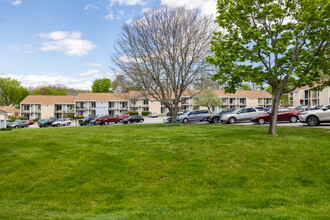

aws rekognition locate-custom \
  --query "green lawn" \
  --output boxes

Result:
[0,124,329,219]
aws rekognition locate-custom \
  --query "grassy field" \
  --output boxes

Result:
[0,124,329,219]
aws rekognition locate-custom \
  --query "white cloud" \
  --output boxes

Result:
[161,0,217,16]
[80,69,100,76]
[12,0,22,6]
[80,62,103,67]
[84,4,99,10]
[125,19,133,24]
[110,0,147,6]
[105,12,114,20]
[6,73,93,90]
[38,31,97,56]
[0,60,4,64]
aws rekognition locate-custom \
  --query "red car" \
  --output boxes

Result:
[252,108,301,124]
[95,114,130,125]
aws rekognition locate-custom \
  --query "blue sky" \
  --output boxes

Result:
[0,0,216,90]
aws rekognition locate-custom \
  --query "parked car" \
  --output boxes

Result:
[307,105,323,111]
[6,120,12,128]
[52,119,69,127]
[294,106,309,112]
[90,116,101,125]
[177,110,210,123]
[252,108,301,124]
[220,107,264,124]
[63,118,72,125]
[122,115,144,124]
[38,118,57,127]
[148,112,159,118]
[299,105,330,126]
[79,115,97,126]
[205,108,236,123]
[11,119,29,128]
[167,111,184,117]
[255,106,266,112]
[118,114,130,122]
[96,115,122,125]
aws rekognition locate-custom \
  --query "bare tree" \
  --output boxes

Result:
[112,6,215,119]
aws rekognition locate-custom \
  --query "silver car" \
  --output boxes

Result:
[220,107,264,124]
[177,110,210,123]
[299,105,330,126]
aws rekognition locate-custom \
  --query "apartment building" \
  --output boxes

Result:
[288,86,330,106]
[20,90,272,119]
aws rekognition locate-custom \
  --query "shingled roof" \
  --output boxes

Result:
[20,95,76,104]
[0,106,20,113]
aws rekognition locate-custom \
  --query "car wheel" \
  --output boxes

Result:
[228,117,236,124]
[258,118,266,125]
[212,117,219,123]
[25,125,29,128]
[68,123,70,126]
[289,116,298,123]
[140,120,143,123]
[15,126,18,129]
[104,121,108,125]
[183,118,188,123]
[120,119,123,123]
[306,115,319,126]
[115,122,118,124]
[57,124,60,127]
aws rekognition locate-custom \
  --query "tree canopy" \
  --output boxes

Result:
[193,90,223,112]
[91,78,117,93]
[207,0,329,135]
[0,77,29,106]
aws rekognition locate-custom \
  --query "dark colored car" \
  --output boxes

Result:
[96,115,122,125]
[11,120,29,128]
[252,108,301,124]
[38,118,57,127]
[122,115,144,124]
[79,115,97,126]
[205,108,236,123]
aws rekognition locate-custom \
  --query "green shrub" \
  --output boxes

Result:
[64,113,75,119]
[18,117,28,120]
[9,118,16,122]
[127,111,138,115]
[142,111,151,116]
[33,118,40,123]
[0,128,12,131]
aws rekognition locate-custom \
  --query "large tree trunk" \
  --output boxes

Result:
[171,104,179,120]
[269,90,282,136]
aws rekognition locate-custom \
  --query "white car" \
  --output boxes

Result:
[220,107,265,124]
[52,119,71,127]
[299,105,330,126]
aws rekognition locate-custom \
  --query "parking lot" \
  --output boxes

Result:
[22,116,330,129]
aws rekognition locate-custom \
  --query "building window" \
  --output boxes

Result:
[211,106,215,112]
[56,105,62,111]
[23,105,30,111]
[143,99,149,105]
[222,98,227,104]
[304,90,309,99]
[109,110,115,115]
[161,107,166,114]
[266,98,272,105]
[91,102,96,108]
[143,107,149,111]
[239,98,246,104]
[121,102,127,108]
[131,100,136,105]
[230,98,235,104]
[91,111,96,115]
[109,102,115,108]
[37,105,41,111]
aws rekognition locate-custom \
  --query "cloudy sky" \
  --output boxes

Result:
[0,0,217,90]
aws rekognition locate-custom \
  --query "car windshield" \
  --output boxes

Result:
[84,116,89,120]
[56,119,61,122]
[232,109,241,114]
[13,119,20,123]
[127,116,132,120]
